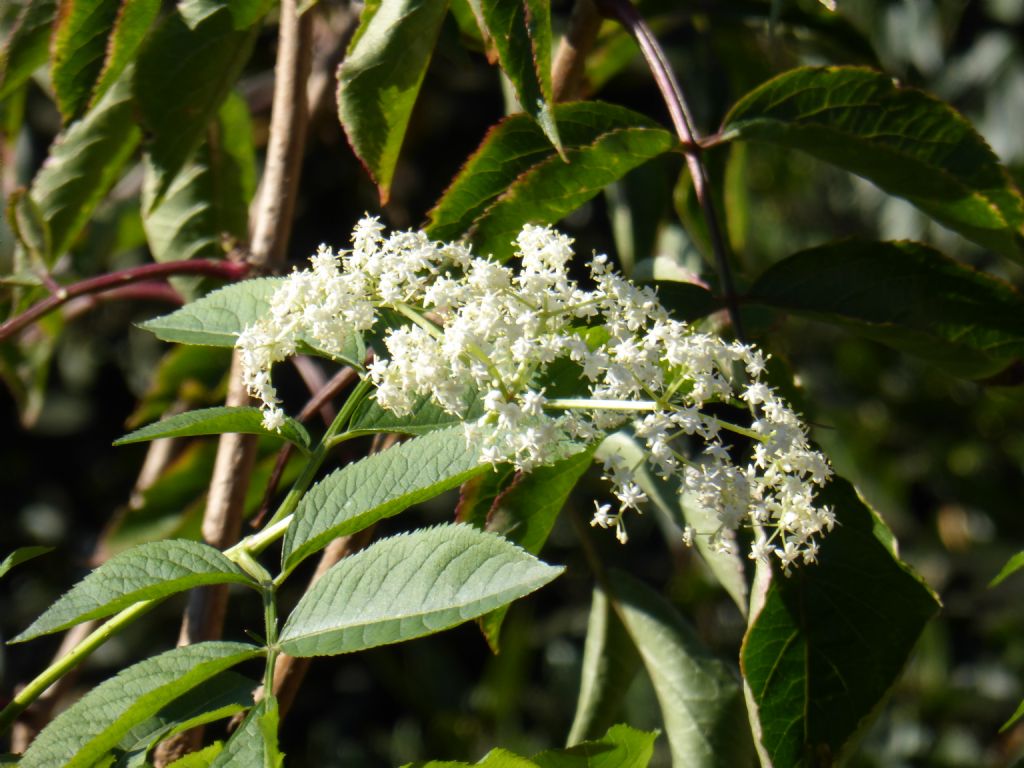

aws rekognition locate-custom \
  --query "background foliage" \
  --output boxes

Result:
[1,0,1024,766]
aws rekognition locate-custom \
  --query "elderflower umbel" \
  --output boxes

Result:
[237,217,834,572]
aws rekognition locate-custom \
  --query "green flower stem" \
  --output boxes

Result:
[548,397,659,412]
[0,600,158,734]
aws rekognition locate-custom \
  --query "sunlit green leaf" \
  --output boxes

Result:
[20,642,262,768]
[279,524,563,655]
[748,240,1024,378]
[337,0,448,204]
[721,66,1024,260]
[50,0,123,121]
[608,570,752,767]
[741,478,940,766]
[990,550,1024,587]
[114,406,311,454]
[89,0,160,108]
[0,545,53,580]
[348,386,484,436]
[135,7,258,205]
[208,695,282,767]
[12,540,254,642]
[0,0,56,101]
[426,101,675,261]
[178,0,272,30]
[282,426,489,572]
[165,743,224,768]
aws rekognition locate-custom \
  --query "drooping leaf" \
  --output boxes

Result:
[0,545,53,580]
[533,724,657,768]
[477,447,594,652]
[279,523,563,656]
[474,0,562,154]
[720,66,1024,261]
[348,385,484,436]
[113,671,255,766]
[990,550,1024,587]
[747,240,1024,379]
[208,694,283,768]
[30,70,141,261]
[89,0,160,108]
[50,0,123,120]
[178,0,272,30]
[426,101,676,261]
[114,406,311,454]
[12,539,254,642]
[139,277,365,366]
[282,426,489,572]
[142,91,255,265]
[0,0,57,101]
[608,570,753,767]
[741,478,941,766]
[135,7,258,206]
[19,642,262,768]
[337,0,448,205]
[566,588,642,745]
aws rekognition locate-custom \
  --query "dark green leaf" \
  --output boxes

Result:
[113,671,255,766]
[50,0,123,121]
[20,642,262,768]
[6,188,51,265]
[114,406,311,453]
[337,0,448,204]
[990,550,1024,587]
[89,0,160,108]
[135,8,258,206]
[12,539,254,642]
[747,240,1024,378]
[477,447,594,652]
[741,478,941,766]
[609,570,753,767]
[30,70,141,261]
[647,279,720,323]
[349,385,484,436]
[0,545,53,580]
[475,0,561,154]
[0,0,56,101]
[566,588,642,745]
[142,91,254,265]
[426,101,676,261]
[282,426,489,572]
[720,66,1024,261]
[126,344,232,429]
[279,524,563,656]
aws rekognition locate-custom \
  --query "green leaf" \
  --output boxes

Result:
[19,642,262,768]
[282,426,488,572]
[646,280,720,323]
[337,0,448,204]
[477,447,594,652]
[567,588,642,745]
[426,101,676,261]
[533,724,657,768]
[114,406,311,454]
[608,570,753,768]
[12,539,254,642]
[89,0,160,108]
[1001,699,1024,733]
[50,0,124,120]
[0,0,57,101]
[279,523,563,656]
[135,7,258,206]
[208,695,282,767]
[475,0,562,155]
[747,240,1024,379]
[178,0,272,30]
[0,545,53,580]
[30,70,141,261]
[142,91,255,265]
[720,66,1024,261]
[113,671,255,765]
[139,277,365,366]
[741,478,941,766]
[990,550,1024,587]
[348,386,484,436]
[166,743,224,768]
[6,188,51,265]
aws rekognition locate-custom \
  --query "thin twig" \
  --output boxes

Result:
[0,260,249,342]
[552,0,603,102]
[596,0,745,339]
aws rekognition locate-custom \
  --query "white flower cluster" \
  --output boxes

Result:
[237,217,834,571]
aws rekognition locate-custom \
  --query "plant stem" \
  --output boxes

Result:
[0,259,250,342]
[552,0,603,102]
[596,0,745,340]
